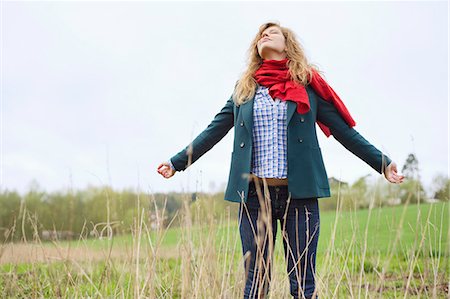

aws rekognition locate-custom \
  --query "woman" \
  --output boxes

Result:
[157,22,404,299]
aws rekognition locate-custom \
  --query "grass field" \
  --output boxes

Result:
[0,198,448,298]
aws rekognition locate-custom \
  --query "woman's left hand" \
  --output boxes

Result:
[384,162,405,184]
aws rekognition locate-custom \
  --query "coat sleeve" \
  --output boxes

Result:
[169,96,235,171]
[316,94,392,174]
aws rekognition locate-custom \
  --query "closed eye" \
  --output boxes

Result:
[261,30,280,38]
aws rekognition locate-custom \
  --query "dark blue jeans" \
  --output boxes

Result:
[238,181,320,299]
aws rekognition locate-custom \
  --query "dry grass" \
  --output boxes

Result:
[0,179,448,298]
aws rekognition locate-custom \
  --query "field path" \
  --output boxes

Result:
[0,241,179,265]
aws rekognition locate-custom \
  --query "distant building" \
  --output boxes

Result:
[328,177,349,187]
[41,230,74,241]
[424,198,440,204]
[149,211,167,230]
[386,197,402,206]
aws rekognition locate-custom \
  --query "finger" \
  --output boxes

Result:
[395,174,405,181]
[157,164,165,170]
[387,174,400,183]
[391,173,401,180]
[391,172,400,178]
[391,176,401,183]
[395,175,404,183]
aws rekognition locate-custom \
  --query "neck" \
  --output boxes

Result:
[262,52,287,61]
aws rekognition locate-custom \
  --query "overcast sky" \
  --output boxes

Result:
[2,1,448,196]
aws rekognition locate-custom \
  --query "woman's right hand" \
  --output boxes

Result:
[384,161,404,184]
[157,162,176,179]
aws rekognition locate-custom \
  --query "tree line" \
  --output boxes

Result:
[0,153,447,242]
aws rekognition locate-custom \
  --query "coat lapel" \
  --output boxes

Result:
[286,100,297,126]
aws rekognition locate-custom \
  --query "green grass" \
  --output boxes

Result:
[47,201,448,252]
[1,201,448,298]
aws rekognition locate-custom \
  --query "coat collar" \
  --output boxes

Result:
[240,84,297,134]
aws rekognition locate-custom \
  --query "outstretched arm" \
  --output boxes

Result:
[166,95,235,172]
[316,95,403,183]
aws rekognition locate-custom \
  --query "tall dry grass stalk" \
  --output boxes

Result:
[0,174,448,298]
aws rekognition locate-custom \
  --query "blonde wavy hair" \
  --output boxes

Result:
[232,21,321,106]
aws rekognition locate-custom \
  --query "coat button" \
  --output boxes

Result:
[240,142,245,148]
[298,138,303,143]
[300,117,305,123]
[240,121,244,127]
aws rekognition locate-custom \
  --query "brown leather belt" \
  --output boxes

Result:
[251,176,289,186]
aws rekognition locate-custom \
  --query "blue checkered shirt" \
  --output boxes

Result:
[167,85,288,178]
[250,85,288,178]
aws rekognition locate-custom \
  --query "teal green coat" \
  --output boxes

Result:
[170,84,391,203]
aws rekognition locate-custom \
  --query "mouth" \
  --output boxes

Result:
[260,38,271,43]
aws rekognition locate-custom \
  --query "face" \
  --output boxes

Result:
[257,26,287,60]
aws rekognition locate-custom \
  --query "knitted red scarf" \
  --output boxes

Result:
[253,58,356,137]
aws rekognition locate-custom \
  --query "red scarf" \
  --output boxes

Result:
[253,58,356,137]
